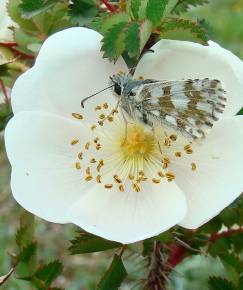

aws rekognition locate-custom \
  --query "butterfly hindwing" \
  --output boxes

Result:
[137,78,227,139]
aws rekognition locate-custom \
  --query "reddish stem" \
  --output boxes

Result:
[101,0,117,12]
[10,47,34,60]
[209,227,243,242]
[0,79,10,108]
[0,41,17,47]
[207,227,243,251]
[0,42,34,60]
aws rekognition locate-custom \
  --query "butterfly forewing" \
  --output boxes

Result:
[138,78,227,139]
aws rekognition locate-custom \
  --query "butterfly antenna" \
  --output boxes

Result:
[81,85,114,108]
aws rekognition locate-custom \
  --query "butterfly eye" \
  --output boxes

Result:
[129,91,136,97]
[114,83,122,95]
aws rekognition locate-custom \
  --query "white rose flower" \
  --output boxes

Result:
[0,0,17,41]
[4,27,243,243]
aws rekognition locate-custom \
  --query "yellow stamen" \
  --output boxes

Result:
[75,162,81,170]
[191,162,197,171]
[72,113,83,120]
[71,139,79,145]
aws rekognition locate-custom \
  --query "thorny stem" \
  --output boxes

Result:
[146,241,169,290]
[101,0,117,12]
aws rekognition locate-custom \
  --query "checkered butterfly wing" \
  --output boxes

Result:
[139,78,227,139]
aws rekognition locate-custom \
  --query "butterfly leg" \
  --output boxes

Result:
[151,124,163,155]
[121,109,128,144]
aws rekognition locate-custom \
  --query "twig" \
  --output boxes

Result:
[101,0,117,12]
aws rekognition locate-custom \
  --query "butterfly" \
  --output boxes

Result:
[110,72,227,140]
[81,72,227,140]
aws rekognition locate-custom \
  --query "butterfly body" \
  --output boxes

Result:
[110,73,227,140]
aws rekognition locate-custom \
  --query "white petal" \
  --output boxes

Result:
[66,180,186,244]
[5,111,95,222]
[172,116,243,228]
[135,40,243,117]
[11,27,127,120]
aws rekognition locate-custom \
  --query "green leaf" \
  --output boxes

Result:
[154,231,173,243]
[7,0,37,32]
[99,12,130,34]
[101,22,127,62]
[146,0,168,26]
[0,103,12,131]
[19,0,58,19]
[139,20,153,52]
[19,242,37,263]
[160,18,208,44]
[130,0,141,19]
[125,22,140,58]
[34,260,63,287]
[221,254,242,286]
[69,231,123,254]
[96,255,127,290]
[172,0,209,15]
[208,277,237,290]
[68,0,98,25]
[237,108,243,115]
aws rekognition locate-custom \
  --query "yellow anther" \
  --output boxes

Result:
[169,134,177,141]
[85,175,93,181]
[108,116,113,122]
[94,137,99,143]
[162,157,170,169]
[185,148,193,154]
[113,175,122,183]
[98,121,104,126]
[78,152,83,160]
[95,105,102,111]
[184,144,191,150]
[184,144,193,154]
[152,178,161,184]
[191,162,197,171]
[97,160,104,172]
[128,173,134,180]
[85,142,90,150]
[139,76,144,80]
[96,175,102,183]
[103,103,109,109]
[132,182,140,192]
[96,143,101,150]
[72,113,83,120]
[90,125,96,130]
[111,109,118,115]
[104,184,113,189]
[90,158,96,163]
[86,167,91,175]
[175,151,181,157]
[99,114,105,120]
[166,172,175,182]
[71,139,79,145]
[139,170,145,176]
[158,171,165,178]
[119,185,124,192]
[75,162,81,170]
[164,138,171,147]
